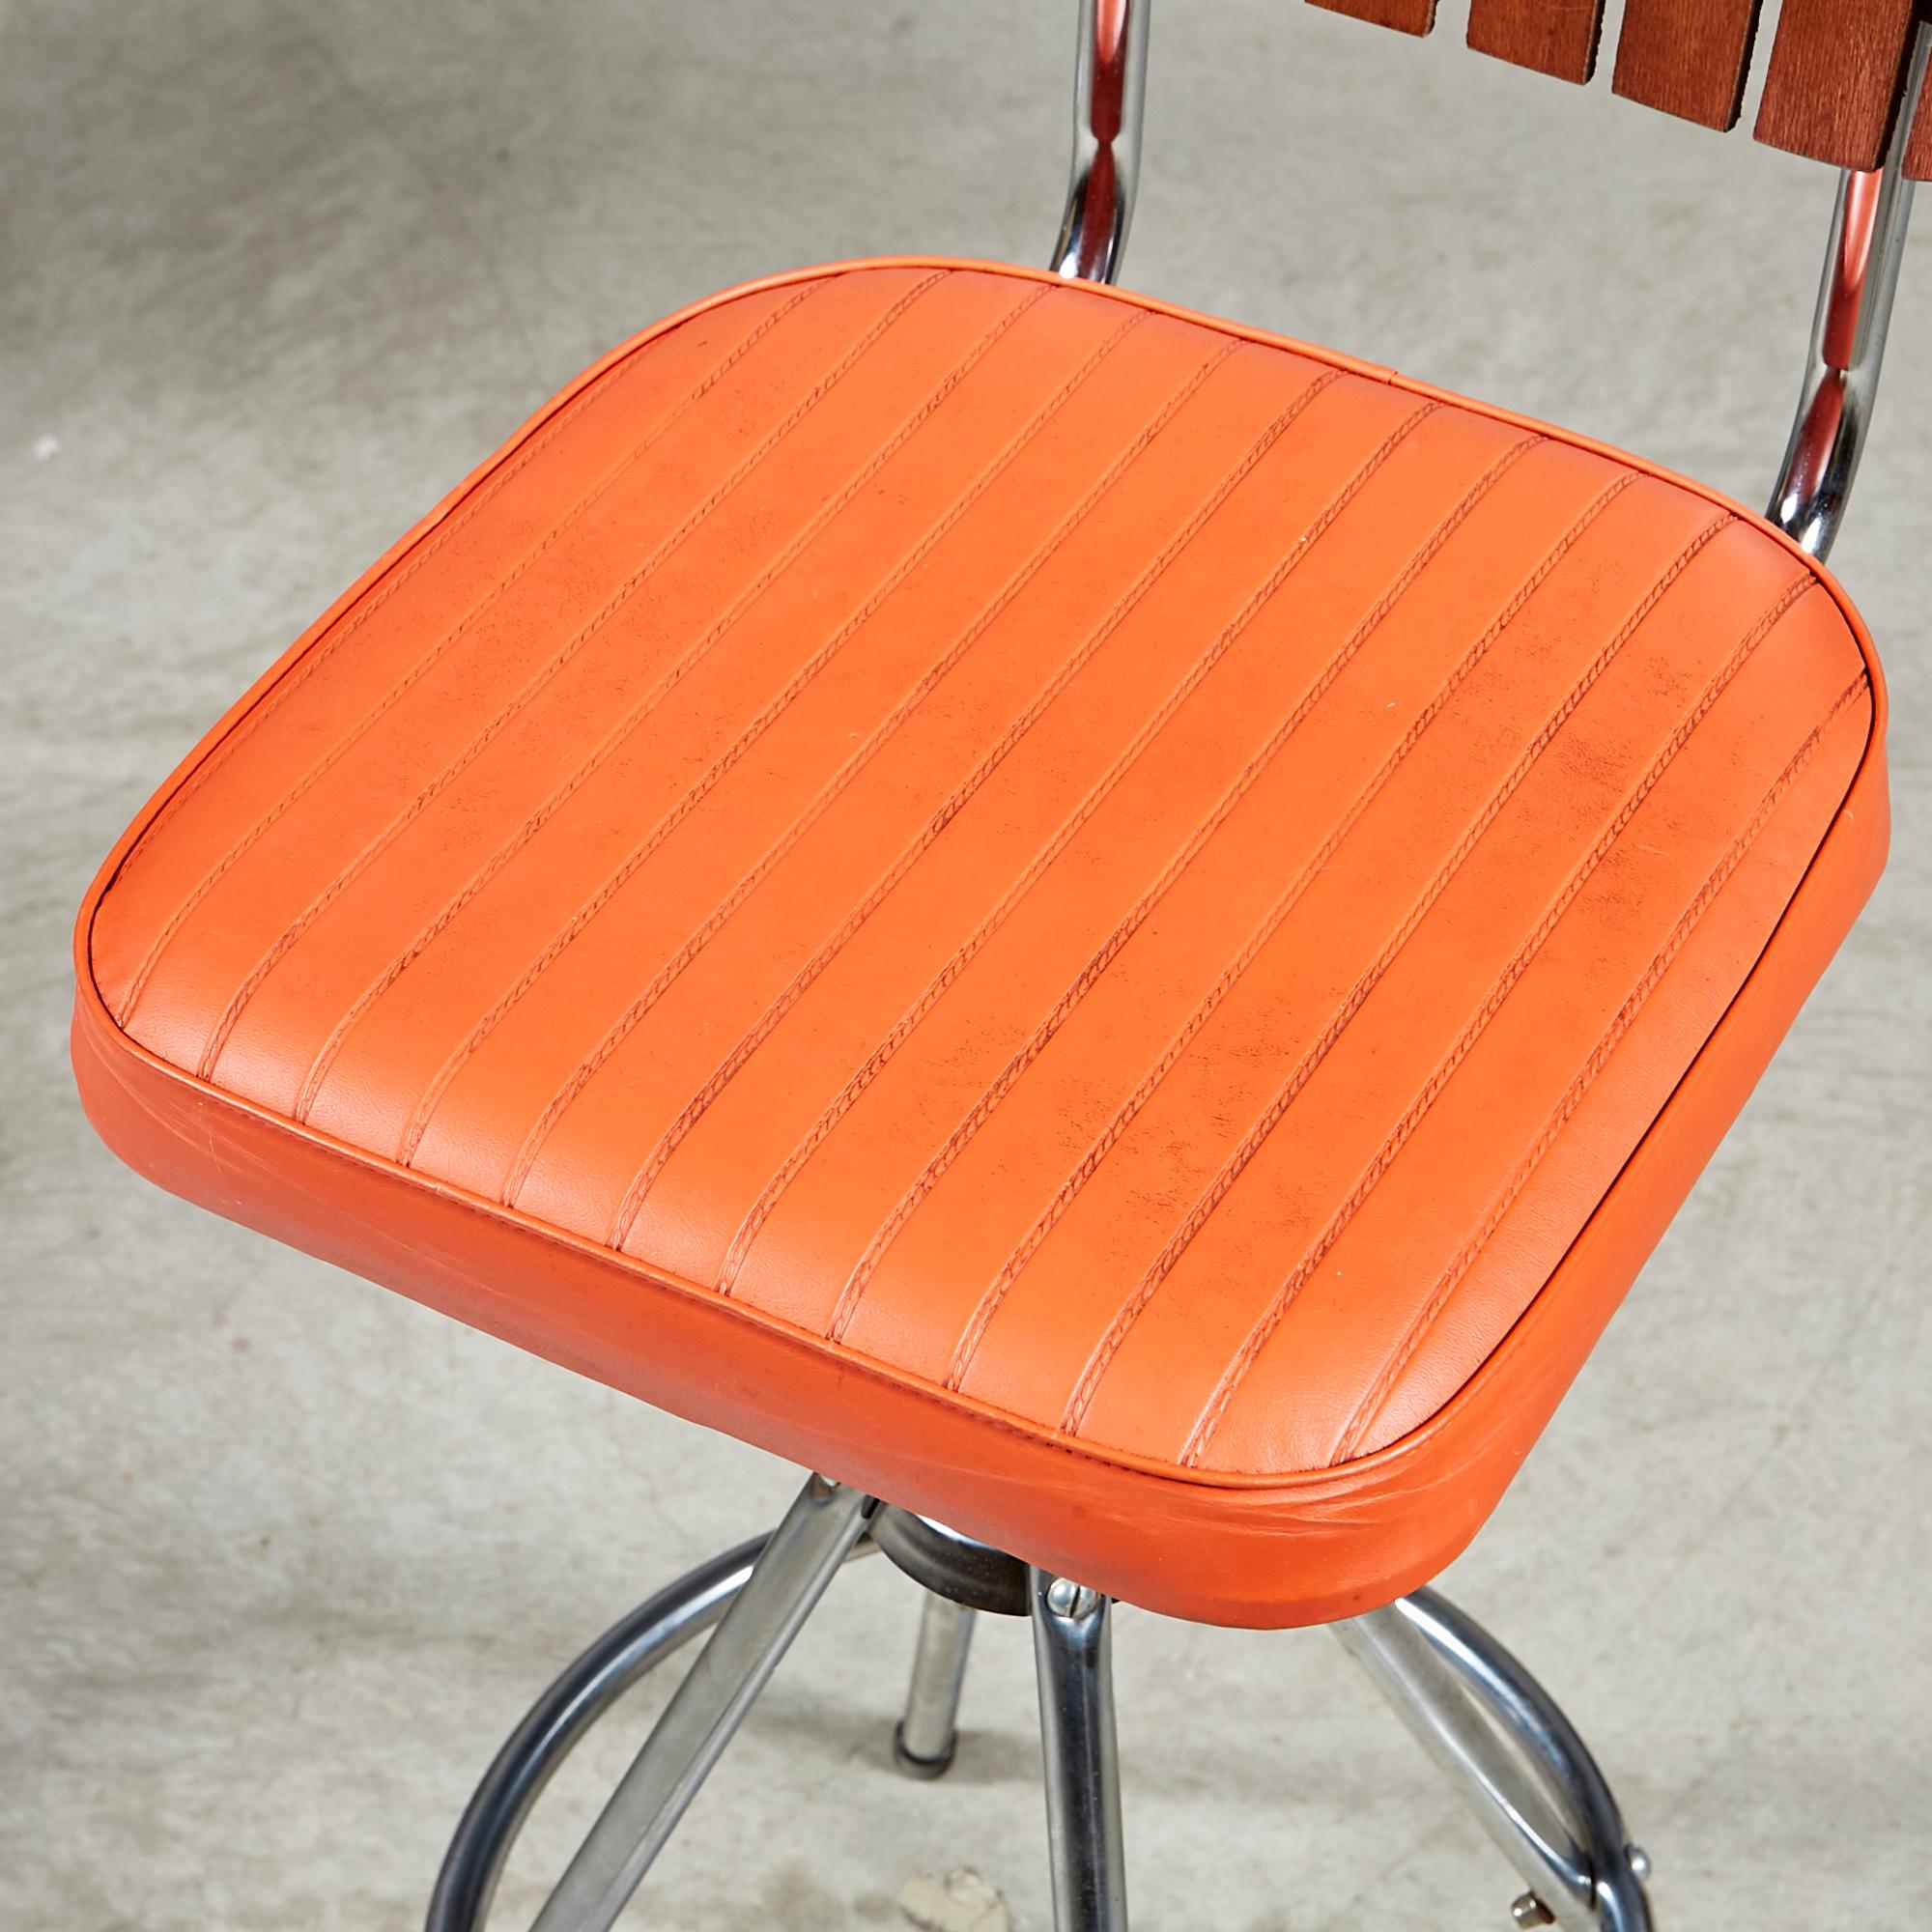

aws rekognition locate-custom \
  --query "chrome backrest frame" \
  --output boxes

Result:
[1051,0,1151,286]
[1767,22,1928,559]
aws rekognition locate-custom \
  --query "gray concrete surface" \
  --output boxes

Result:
[4,2,1929,1926]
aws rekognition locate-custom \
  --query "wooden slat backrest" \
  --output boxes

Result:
[1310,0,1932,178]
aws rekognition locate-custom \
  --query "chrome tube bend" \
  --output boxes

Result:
[1337,1587,1653,1932]
[428,1503,877,1932]
[1767,21,1927,559]
[1051,0,1152,286]
[426,1537,764,1932]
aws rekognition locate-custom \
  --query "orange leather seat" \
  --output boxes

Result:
[71,260,1886,1627]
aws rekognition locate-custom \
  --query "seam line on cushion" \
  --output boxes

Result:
[1051,492,1717,1430]
[821,398,1453,1347]
[290,283,1055,1123]
[491,316,1219,1200]
[1330,668,1867,1464]
[981,466,1646,1406]
[622,365,1345,1252]
[974,442,1607,1399]
[1175,569,1824,1465]
[397,304,1158,1171]
[113,278,830,1026]
[708,371,1350,1293]
[189,270,950,1082]
[503,326,1231,1207]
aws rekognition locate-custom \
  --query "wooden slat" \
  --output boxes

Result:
[1612,0,1763,131]
[1466,0,1606,82]
[1305,0,1438,38]
[1308,0,1932,176]
[1754,0,1918,170]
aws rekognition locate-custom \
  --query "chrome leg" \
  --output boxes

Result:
[431,1492,1640,1932]
[517,1475,876,1932]
[427,1490,879,1932]
[1335,1589,1653,1932]
[426,1536,762,1932]
[1030,1568,1129,1932]
[894,1592,977,1778]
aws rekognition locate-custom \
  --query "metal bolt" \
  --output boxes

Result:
[1045,1576,1100,1619]
[1510,1894,1555,1929]
[1627,1845,1652,1882]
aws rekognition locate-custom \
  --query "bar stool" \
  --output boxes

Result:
[71,5,1926,1926]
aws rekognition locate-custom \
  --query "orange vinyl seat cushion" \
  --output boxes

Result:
[72,260,1887,1626]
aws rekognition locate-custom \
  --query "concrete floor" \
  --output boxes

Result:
[5,2,1929,1926]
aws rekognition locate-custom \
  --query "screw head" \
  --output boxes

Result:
[1510,1894,1555,1929]
[1044,1576,1099,1619]
[1627,1845,1652,1882]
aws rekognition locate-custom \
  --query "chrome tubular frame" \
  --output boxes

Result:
[1029,1570,1129,1932]
[425,1535,767,1932]
[893,1592,977,1777]
[427,1476,878,1932]
[1335,1589,1653,1932]
[524,1477,876,1932]
[430,1480,1652,1932]
[1051,0,1151,285]
[525,1477,875,1932]
[1767,20,1929,559]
